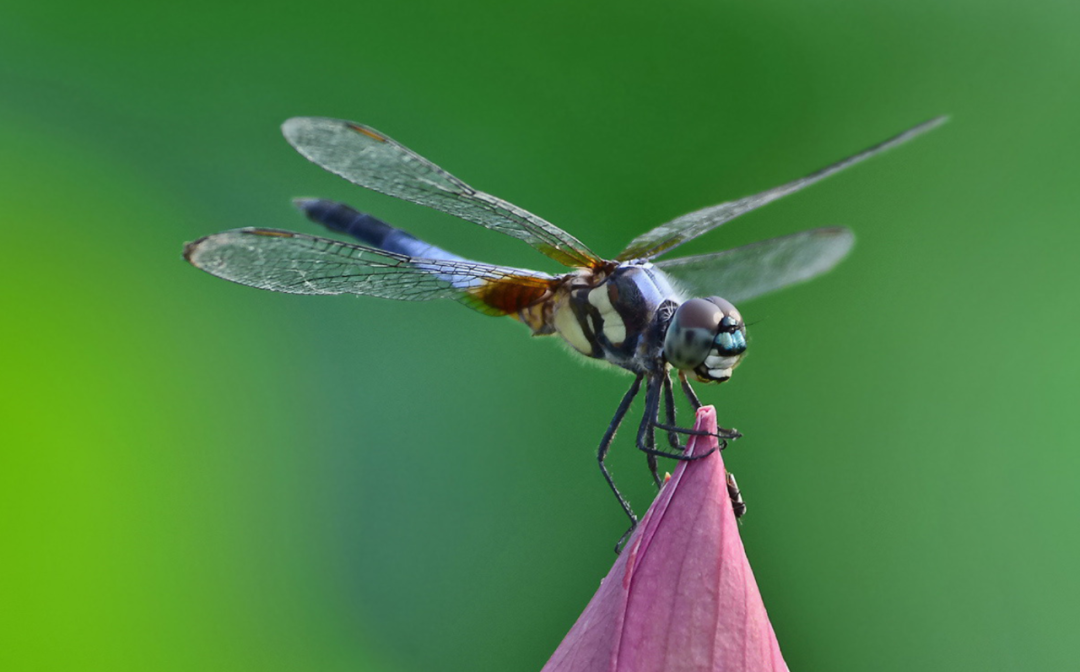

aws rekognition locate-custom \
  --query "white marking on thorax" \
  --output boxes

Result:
[587,286,626,345]
[553,299,593,355]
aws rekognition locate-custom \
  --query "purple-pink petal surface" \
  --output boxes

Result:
[543,406,788,672]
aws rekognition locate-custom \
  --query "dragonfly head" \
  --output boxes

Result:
[663,297,747,383]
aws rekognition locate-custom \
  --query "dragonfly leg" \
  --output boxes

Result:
[645,446,661,489]
[641,374,711,476]
[661,372,742,447]
[598,373,644,533]
[636,376,712,462]
[640,376,679,489]
[653,422,742,443]
[660,374,684,452]
[670,370,742,441]
[678,370,702,409]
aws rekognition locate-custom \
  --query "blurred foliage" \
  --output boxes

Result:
[2,1,1078,671]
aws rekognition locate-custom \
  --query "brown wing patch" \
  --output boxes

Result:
[534,243,609,270]
[462,275,556,316]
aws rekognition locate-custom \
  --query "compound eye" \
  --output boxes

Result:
[707,296,747,357]
[664,298,724,371]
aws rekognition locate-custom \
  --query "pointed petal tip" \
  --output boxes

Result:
[543,405,788,672]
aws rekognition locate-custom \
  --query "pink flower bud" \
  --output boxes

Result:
[543,406,788,672]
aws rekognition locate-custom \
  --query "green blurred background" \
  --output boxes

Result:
[2,1,1077,670]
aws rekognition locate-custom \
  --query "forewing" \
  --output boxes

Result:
[617,116,946,261]
[281,117,603,269]
[183,228,557,316]
[655,227,855,304]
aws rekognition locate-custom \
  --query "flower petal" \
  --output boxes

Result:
[542,406,788,672]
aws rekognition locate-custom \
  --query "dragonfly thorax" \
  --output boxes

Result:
[543,263,680,374]
[662,296,747,383]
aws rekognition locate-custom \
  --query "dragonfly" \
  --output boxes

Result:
[185,115,945,530]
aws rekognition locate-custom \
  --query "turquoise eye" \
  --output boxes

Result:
[714,330,746,355]
[664,296,748,383]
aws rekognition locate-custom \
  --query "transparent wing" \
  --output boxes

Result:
[617,116,947,261]
[655,227,855,304]
[281,117,603,269]
[183,228,558,316]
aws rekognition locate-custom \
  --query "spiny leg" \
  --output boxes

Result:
[652,422,741,443]
[617,419,661,555]
[641,373,699,488]
[678,370,701,409]
[598,373,644,530]
[660,372,744,454]
[634,376,662,458]
[660,374,684,452]
[635,376,712,462]
[609,376,665,554]
[645,442,661,490]
[643,376,662,488]
[659,371,742,442]
[645,453,661,489]
[641,375,682,488]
